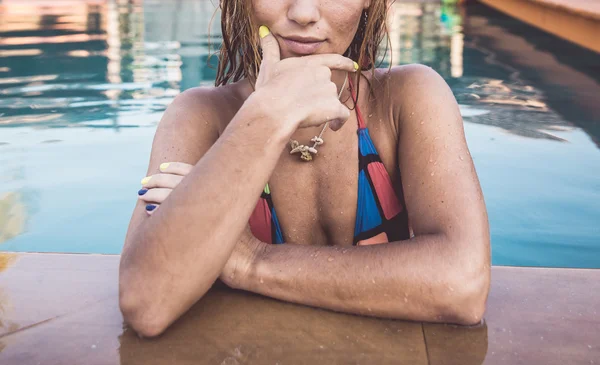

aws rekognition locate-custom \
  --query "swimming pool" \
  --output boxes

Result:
[1,0,599,268]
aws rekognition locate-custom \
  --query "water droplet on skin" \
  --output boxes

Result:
[328,257,334,262]
[260,278,264,284]
[431,172,435,176]
[341,249,348,254]
[372,279,376,284]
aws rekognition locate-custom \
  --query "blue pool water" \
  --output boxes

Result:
[1,1,599,268]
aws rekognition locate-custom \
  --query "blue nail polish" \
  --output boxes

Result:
[146,204,156,211]
[138,189,148,196]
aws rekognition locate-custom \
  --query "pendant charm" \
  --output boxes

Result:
[289,138,322,162]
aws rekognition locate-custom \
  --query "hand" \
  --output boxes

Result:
[253,25,357,131]
[138,162,193,215]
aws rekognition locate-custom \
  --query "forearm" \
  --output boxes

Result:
[244,234,489,325]
[120,93,293,330]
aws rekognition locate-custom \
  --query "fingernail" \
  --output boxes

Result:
[159,162,170,171]
[353,61,359,71]
[146,204,157,212]
[141,176,151,185]
[138,189,148,196]
[259,25,270,39]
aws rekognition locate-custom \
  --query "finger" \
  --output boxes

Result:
[145,204,159,216]
[140,173,183,189]
[302,54,358,73]
[258,26,280,70]
[138,188,172,204]
[159,162,193,176]
[324,103,351,132]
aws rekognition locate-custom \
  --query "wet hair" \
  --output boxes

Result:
[213,0,391,97]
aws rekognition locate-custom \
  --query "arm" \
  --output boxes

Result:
[237,65,491,325]
[119,88,290,337]
[119,29,358,337]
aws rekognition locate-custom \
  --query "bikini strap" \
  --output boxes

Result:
[347,75,367,129]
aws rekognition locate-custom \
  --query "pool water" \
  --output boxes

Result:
[1,1,599,268]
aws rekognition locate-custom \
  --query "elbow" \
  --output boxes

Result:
[119,287,170,338]
[440,258,490,326]
[119,265,170,338]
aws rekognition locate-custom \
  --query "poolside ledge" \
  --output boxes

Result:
[0,252,598,364]
[478,0,600,53]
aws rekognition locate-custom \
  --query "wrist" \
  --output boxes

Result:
[242,236,270,291]
[243,88,300,143]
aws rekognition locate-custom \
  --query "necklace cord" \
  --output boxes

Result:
[289,74,349,161]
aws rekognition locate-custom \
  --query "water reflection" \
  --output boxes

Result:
[0,193,27,244]
[460,3,600,147]
[0,252,19,340]
[0,0,598,145]
[0,0,156,129]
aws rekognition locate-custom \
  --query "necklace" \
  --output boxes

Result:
[289,74,348,162]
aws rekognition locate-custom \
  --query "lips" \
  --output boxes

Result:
[280,35,325,55]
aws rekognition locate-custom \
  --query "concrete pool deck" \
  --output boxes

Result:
[478,0,600,53]
[0,253,598,364]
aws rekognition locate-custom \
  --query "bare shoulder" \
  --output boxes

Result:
[374,64,449,96]
[373,64,458,132]
[150,83,245,166]
[159,83,242,137]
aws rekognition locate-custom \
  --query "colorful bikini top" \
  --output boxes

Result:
[249,76,410,245]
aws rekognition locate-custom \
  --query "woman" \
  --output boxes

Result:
[119,0,491,337]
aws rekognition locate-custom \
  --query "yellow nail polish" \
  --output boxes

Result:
[141,176,151,185]
[259,25,270,39]
[160,162,170,171]
[353,61,359,71]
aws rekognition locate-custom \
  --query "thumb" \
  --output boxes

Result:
[259,26,280,70]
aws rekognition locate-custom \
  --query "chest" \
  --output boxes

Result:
[267,114,399,246]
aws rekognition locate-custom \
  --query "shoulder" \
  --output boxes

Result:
[149,82,247,165]
[374,64,447,92]
[158,82,247,139]
[373,64,458,132]
[374,64,452,105]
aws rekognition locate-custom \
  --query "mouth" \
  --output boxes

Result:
[280,35,325,55]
